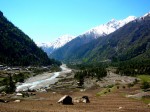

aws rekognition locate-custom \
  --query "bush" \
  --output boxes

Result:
[141,81,150,90]
[127,83,134,88]
[122,86,126,89]
[4,74,16,93]
[107,84,114,88]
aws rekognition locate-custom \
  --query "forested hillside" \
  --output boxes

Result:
[52,14,150,64]
[84,14,150,63]
[0,11,60,66]
[50,34,95,61]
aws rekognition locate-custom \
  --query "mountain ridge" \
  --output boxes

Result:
[39,16,136,55]
[50,15,137,61]
[55,12,150,63]
[82,16,136,39]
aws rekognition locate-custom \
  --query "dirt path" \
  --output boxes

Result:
[0,86,150,112]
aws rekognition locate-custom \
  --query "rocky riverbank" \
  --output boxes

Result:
[16,64,72,92]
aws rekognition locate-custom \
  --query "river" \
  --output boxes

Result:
[16,64,71,92]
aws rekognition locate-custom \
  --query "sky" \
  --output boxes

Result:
[0,0,150,43]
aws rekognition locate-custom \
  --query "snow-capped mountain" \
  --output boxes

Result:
[37,35,75,55]
[50,35,75,49]
[82,16,137,39]
[38,16,136,55]
[51,13,150,62]
[50,16,137,60]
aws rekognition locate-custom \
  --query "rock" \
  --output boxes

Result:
[82,96,90,103]
[80,89,86,92]
[39,88,47,92]
[73,97,83,103]
[16,93,23,96]
[119,107,123,109]
[14,100,21,103]
[58,95,73,105]
[52,92,56,94]
[73,96,90,103]
[126,95,134,98]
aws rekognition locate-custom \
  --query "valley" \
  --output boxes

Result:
[0,66,150,112]
[0,3,150,112]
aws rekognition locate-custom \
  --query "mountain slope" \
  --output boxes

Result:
[0,11,60,66]
[37,35,75,55]
[51,16,136,61]
[62,13,150,63]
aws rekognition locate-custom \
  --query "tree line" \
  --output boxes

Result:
[116,59,150,76]
[73,63,107,86]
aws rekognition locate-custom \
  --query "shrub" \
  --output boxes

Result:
[107,84,114,88]
[141,81,150,90]
[122,86,126,89]
[127,83,134,88]
[117,86,119,89]
[4,74,16,93]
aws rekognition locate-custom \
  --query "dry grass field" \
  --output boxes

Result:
[0,85,150,112]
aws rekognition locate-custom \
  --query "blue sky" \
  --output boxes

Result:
[0,0,150,43]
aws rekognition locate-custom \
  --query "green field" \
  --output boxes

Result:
[137,75,150,82]
[97,85,116,96]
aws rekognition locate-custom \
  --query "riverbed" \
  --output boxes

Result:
[16,64,72,92]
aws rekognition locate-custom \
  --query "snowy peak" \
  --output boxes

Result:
[52,34,75,49]
[83,16,137,39]
[143,12,150,18]
[123,16,137,23]
[37,42,52,48]
[37,34,75,49]
[37,34,75,55]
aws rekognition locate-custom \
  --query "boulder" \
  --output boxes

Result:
[119,107,123,109]
[58,95,73,105]
[82,96,90,103]
[73,96,90,103]
[73,97,83,103]
[16,93,23,96]
[14,100,21,103]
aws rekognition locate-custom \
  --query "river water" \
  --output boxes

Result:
[16,64,71,92]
